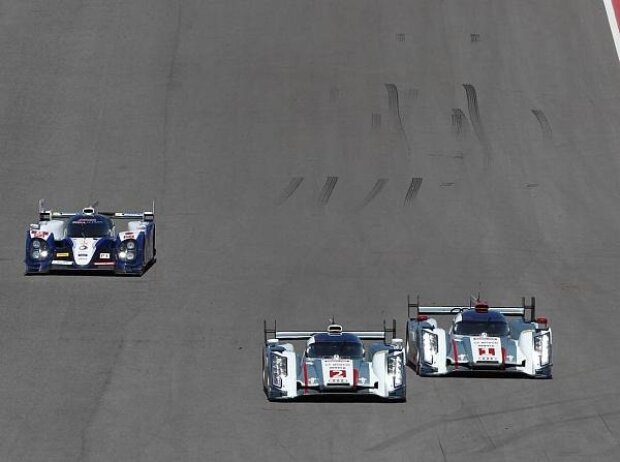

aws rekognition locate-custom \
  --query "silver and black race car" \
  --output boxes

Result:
[263,321,406,401]
[25,200,156,276]
[405,296,552,378]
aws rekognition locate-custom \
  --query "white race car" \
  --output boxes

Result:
[263,321,406,401]
[405,296,552,378]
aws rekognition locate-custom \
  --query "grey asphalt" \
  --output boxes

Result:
[1,0,620,460]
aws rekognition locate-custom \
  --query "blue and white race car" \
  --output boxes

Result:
[405,296,552,378]
[25,200,156,276]
[263,321,406,401]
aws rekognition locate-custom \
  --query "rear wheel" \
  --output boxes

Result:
[405,329,414,367]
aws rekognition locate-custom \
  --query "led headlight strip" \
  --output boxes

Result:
[534,332,551,366]
[422,331,438,363]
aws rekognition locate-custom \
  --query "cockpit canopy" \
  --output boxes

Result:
[306,341,364,359]
[67,215,113,238]
[453,320,509,337]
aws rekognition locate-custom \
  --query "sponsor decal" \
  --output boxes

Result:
[322,359,353,385]
[99,252,110,259]
[73,218,102,224]
[94,261,115,266]
[471,337,502,363]
[52,260,73,266]
[79,245,88,250]
[329,369,347,378]
[31,230,49,238]
[478,347,496,356]
[56,252,70,257]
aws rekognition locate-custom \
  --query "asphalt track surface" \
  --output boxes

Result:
[2,1,620,461]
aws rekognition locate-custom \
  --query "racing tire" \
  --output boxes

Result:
[405,330,415,368]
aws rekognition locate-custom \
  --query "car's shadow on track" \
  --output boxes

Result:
[269,395,405,404]
[24,258,157,277]
[412,370,542,379]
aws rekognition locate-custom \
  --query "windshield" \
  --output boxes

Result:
[67,218,112,238]
[454,321,509,337]
[307,342,364,359]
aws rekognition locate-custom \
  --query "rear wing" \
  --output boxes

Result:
[264,320,397,343]
[37,199,155,222]
[407,295,536,322]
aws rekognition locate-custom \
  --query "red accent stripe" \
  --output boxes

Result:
[353,368,359,390]
[452,340,459,369]
[614,0,620,31]
[501,347,507,370]
[303,361,308,394]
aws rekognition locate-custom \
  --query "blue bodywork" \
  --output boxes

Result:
[25,213,155,276]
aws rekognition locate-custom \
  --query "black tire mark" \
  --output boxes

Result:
[371,113,382,129]
[317,176,338,205]
[403,177,423,206]
[463,83,491,166]
[385,83,411,155]
[451,108,469,138]
[275,176,304,205]
[357,178,388,210]
[531,109,553,141]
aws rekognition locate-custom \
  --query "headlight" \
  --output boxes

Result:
[118,240,137,261]
[387,355,403,387]
[422,331,438,363]
[271,354,288,388]
[534,333,551,366]
[30,239,49,260]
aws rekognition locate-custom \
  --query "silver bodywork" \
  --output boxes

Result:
[405,296,552,378]
[263,322,406,401]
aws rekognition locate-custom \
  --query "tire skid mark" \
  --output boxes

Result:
[463,83,491,165]
[366,393,620,452]
[474,408,620,453]
[403,177,423,206]
[358,178,388,210]
[275,176,304,205]
[371,112,382,129]
[317,176,338,205]
[385,83,411,155]
[531,109,553,141]
[451,108,469,138]
[437,437,448,462]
